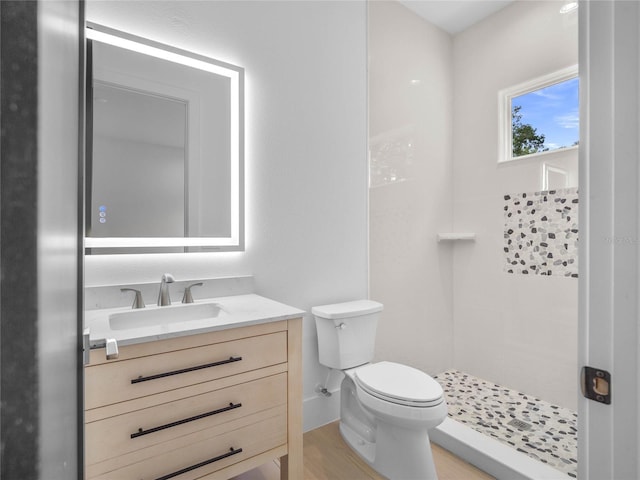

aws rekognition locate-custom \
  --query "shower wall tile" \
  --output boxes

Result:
[453,0,578,411]
[504,187,578,277]
[369,0,454,376]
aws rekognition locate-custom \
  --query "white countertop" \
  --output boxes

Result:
[86,293,305,348]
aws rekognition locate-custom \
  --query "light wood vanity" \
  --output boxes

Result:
[84,313,302,480]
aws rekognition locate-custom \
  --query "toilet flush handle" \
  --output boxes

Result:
[335,322,347,330]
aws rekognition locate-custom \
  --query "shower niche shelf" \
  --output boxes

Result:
[437,233,476,242]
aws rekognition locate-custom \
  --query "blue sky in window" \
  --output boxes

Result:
[512,77,579,151]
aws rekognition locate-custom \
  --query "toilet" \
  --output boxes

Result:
[312,300,447,480]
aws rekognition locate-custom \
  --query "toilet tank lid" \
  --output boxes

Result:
[311,300,383,320]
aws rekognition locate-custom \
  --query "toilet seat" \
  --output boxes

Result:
[354,361,444,408]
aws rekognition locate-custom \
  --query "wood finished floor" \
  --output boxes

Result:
[231,421,494,480]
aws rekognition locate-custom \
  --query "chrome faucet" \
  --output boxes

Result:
[157,273,175,306]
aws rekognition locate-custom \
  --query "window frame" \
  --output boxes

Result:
[498,65,579,164]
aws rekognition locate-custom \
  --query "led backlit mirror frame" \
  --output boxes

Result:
[498,65,578,164]
[85,23,244,252]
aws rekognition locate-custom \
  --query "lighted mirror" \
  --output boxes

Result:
[85,23,244,253]
[498,65,578,164]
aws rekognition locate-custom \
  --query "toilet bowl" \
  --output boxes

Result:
[354,361,447,427]
[313,300,448,479]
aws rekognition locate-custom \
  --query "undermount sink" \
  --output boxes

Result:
[109,302,222,330]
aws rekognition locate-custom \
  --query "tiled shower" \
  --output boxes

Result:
[369,0,579,477]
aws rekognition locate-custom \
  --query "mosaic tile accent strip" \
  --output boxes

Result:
[434,370,578,478]
[504,187,579,277]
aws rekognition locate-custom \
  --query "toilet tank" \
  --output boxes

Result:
[312,300,383,370]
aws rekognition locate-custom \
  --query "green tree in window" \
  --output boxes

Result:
[512,105,547,157]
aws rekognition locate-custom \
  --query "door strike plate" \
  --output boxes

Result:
[581,366,611,405]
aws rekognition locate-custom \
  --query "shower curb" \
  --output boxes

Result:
[432,418,571,479]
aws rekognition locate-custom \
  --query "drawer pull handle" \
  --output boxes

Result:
[131,402,242,439]
[131,356,243,384]
[155,446,243,480]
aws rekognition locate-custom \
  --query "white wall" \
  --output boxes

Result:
[85,0,368,431]
[368,0,454,376]
[452,0,579,409]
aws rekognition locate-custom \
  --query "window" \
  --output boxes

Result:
[499,65,579,163]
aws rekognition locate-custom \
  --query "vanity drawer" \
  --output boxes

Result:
[88,408,287,480]
[86,373,287,466]
[85,332,287,409]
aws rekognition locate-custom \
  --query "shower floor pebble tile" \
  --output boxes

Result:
[434,370,578,478]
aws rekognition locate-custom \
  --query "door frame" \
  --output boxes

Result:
[578,1,639,478]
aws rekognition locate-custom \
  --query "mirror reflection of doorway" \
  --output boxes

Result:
[90,82,187,238]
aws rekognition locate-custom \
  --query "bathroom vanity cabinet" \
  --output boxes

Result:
[84,318,302,480]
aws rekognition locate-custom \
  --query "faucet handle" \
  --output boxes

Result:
[182,282,203,304]
[161,273,175,283]
[121,288,145,309]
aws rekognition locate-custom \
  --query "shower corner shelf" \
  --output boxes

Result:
[437,233,476,243]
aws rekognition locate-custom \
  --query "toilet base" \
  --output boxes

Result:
[340,418,439,480]
[340,421,375,464]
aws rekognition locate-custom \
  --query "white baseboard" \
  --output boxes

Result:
[303,389,341,433]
